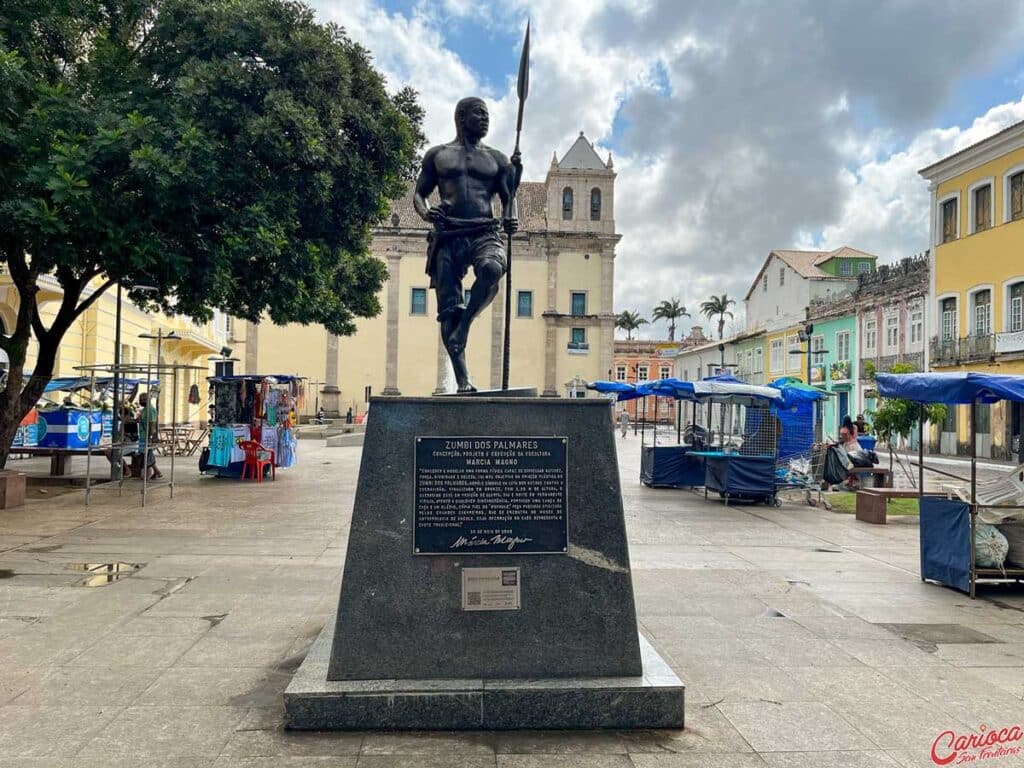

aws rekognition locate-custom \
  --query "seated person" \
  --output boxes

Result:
[837,425,863,489]
[854,414,871,436]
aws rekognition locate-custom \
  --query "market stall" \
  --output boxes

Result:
[586,379,705,488]
[203,374,304,478]
[639,377,784,502]
[876,371,1024,597]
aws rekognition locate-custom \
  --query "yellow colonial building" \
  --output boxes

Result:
[920,119,1024,459]
[0,275,230,425]
[239,133,621,414]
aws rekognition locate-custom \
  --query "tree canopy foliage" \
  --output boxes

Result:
[0,0,424,461]
[700,294,735,340]
[651,298,688,342]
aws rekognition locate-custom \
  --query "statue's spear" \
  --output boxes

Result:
[502,20,530,391]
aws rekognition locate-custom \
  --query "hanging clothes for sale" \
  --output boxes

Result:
[188,383,200,405]
[260,425,279,457]
[208,426,236,467]
[277,428,297,468]
[203,374,306,476]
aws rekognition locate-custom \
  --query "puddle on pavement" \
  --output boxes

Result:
[67,562,145,587]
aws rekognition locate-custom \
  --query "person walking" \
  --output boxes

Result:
[619,409,630,438]
[138,392,162,480]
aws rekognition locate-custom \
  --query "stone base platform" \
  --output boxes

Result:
[285,618,684,731]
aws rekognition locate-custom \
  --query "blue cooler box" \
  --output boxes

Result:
[857,435,877,451]
[38,410,104,449]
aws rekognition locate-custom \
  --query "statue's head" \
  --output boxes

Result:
[455,97,489,141]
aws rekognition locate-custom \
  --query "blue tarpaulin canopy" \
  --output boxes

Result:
[42,376,157,394]
[876,372,1024,405]
[769,376,830,407]
[635,377,781,404]
[585,380,643,401]
[207,374,303,384]
[636,378,694,399]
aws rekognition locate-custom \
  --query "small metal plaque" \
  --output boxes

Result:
[461,567,521,611]
[413,436,568,555]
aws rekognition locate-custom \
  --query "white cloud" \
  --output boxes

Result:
[306,0,1024,342]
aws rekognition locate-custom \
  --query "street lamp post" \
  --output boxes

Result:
[111,284,123,481]
[110,284,159,481]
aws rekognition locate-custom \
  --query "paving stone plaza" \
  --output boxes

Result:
[2,435,1024,767]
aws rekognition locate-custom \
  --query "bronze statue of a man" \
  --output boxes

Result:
[414,97,521,393]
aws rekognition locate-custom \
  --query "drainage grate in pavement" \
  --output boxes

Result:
[876,623,1002,646]
[67,562,144,587]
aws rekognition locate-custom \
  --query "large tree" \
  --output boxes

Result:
[0,0,423,466]
[615,310,647,341]
[700,293,736,340]
[651,298,688,342]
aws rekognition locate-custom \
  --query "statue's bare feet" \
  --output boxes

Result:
[456,380,477,393]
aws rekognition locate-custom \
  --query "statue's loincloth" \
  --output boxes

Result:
[425,217,504,289]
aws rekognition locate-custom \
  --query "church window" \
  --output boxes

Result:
[562,187,573,220]
[590,188,601,220]
[410,288,427,316]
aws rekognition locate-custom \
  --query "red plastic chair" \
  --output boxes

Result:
[239,440,275,483]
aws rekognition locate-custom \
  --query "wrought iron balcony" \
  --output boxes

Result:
[929,335,995,365]
[930,337,959,366]
[860,352,924,379]
[567,341,590,353]
[963,334,995,361]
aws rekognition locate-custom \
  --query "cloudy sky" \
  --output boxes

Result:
[310,0,1024,340]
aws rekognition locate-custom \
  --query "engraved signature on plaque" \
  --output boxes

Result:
[413,436,568,555]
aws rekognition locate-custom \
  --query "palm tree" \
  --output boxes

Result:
[615,310,648,340]
[700,293,736,340]
[651,298,690,342]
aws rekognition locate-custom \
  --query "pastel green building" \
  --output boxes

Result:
[806,305,858,440]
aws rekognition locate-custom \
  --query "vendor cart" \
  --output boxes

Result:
[876,372,1024,598]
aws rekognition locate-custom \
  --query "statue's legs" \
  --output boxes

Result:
[433,233,505,394]
[439,309,474,392]
[446,252,505,362]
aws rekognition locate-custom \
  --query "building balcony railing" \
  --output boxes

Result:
[929,335,996,366]
[567,341,589,353]
[859,351,924,379]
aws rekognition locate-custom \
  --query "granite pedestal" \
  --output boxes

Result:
[285,396,684,730]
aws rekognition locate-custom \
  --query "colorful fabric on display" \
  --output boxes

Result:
[278,428,297,468]
[267,406,277,425]
[231,425,249,463]
[214,384,238,424]
[209,427,235,467]
[260,425,279,457]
